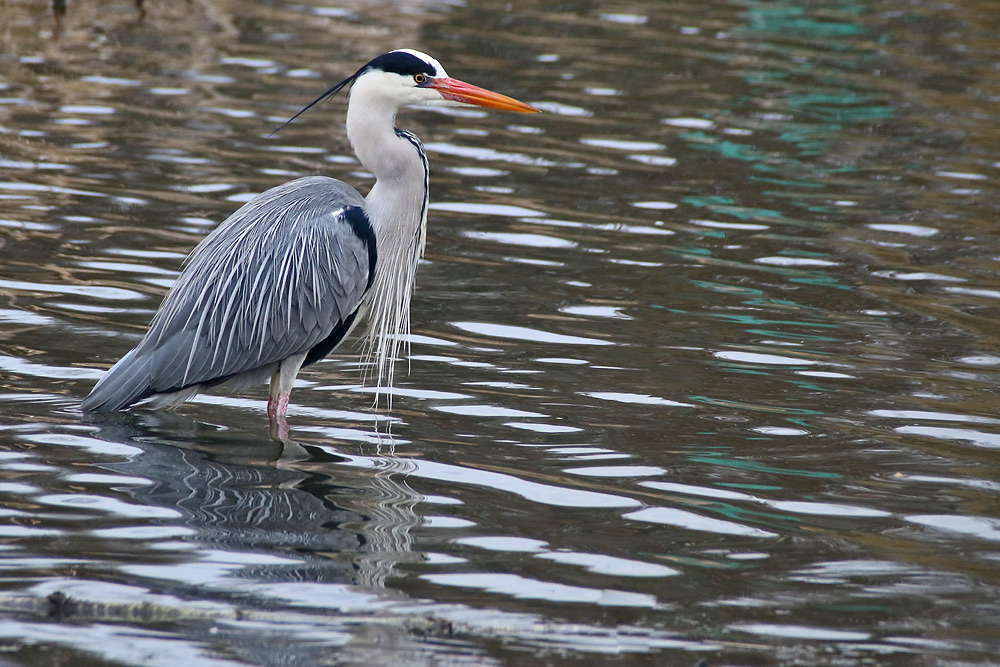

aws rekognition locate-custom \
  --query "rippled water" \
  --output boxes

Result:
[3,0,1000,664]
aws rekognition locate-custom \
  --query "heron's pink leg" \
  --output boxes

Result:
[268,412,289,442]
[267,352,306,438]
[267,391,290,418]
[267,390,292,441]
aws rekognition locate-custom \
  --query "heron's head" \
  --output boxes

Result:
[272,49,537,135]
[352,49,539,113]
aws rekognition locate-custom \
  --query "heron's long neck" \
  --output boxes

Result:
[346,96,429,398]
[347,101,428,243]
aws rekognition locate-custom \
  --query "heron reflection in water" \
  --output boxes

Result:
[83,49,539,434]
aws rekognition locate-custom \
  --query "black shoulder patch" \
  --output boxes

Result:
[342,205,377,290]
[301,205,375,369]
[303,309,358,368]
[365,51,435,78]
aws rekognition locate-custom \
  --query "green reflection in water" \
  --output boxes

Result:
[754,176,825,188]
[739,1,865,39]
[670,494,800,529]
[785,94,893,124]
[686,195,734,207]
[713,314,838,329]
[743,297,820,309]
[689,455,840,479]
[718,482,783,491]
[747,328,832,340]
[677,0,892,236]
[674,246,712,256]
[789,380,825,392]
[680,133,773,163]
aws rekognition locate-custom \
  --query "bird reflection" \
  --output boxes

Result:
[352,455,424,586]
[89,412,424,588]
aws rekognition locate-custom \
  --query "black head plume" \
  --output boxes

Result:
[268,66,363,137]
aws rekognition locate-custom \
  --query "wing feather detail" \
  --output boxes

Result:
[82,176,374,412]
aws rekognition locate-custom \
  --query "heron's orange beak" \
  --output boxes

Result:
[429,77,539,113]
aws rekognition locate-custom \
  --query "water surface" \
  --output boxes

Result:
[2,0,1000,664]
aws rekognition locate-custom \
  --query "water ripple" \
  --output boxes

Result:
[421,573,656,607]
[624,507,779,538]
[452,322,612,346]
[324,448,640,510]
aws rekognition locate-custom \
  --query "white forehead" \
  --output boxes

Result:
[389,48,449,78]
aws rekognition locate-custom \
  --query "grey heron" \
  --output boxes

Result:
[82,49,538,429]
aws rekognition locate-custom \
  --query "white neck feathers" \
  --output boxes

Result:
[345,77,429,405]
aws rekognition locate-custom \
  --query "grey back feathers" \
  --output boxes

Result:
[82,176,375,412]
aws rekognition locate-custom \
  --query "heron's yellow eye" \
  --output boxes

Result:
[414,74,426,84]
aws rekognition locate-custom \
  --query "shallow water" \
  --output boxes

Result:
[2,0,1000,664]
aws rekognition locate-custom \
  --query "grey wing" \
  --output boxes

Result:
[83,176,375,412]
